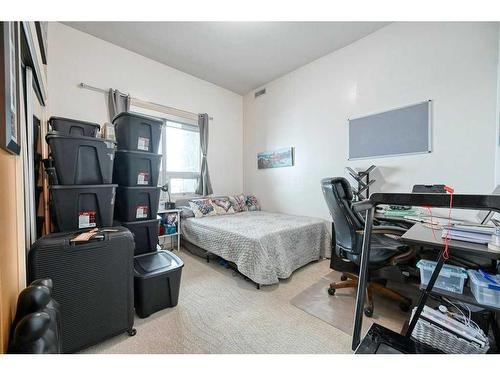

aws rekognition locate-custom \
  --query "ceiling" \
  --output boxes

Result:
[64,22,389,95]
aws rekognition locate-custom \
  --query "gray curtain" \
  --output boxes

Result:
[195,113,213,196]
[108,89,131,120]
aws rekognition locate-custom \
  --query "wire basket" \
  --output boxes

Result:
[410,308,490,354]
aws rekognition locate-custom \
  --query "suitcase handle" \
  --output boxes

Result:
[65,230,108,249]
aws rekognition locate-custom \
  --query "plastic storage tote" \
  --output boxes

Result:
[467,270,500,308]
[113,150,161,187]
[134,250,184,318]
[112,112,162,153]
[50,184,117,232]
[121,218,160,255]
[114,186,160,222]
[417,260,468,294]
[49,116,100,137]
[46,132,115,185]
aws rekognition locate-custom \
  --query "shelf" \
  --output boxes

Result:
[420,285,500,313]
[159,233,179,238]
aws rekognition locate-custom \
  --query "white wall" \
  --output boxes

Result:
[243,22,499,221]
[47,22,243,196]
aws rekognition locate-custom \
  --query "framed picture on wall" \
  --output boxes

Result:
[257,147,294,169]
[0,22,21,155]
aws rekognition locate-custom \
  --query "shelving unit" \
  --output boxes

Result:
[157,208,182,252]
[345,165,376,201]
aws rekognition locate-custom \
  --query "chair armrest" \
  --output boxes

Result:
[352,199,374,213]
[389,247,416,266]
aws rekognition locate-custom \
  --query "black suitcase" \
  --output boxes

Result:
[28,227,136,353]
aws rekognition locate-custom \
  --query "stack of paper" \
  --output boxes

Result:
[441,225,494,244]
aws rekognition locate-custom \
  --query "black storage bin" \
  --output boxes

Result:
[134,250,184,318]
[50,184,117,232]
[48,116,100,137]
[28,227,135,353]
[113,150,161,187]
[112,112,162,153]
[114,186,160,222]
[46,132,115,185]
[121,219,160,255]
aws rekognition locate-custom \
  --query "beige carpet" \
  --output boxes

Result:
[82,249,399,354]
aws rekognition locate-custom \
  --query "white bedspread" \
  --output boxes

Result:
[181,211,331,285]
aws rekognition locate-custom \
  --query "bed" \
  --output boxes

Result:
[180,210,331,286]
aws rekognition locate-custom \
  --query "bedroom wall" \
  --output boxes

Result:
[47,22,243,196]
[243,22,499,221]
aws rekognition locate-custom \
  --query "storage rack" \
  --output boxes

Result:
[157,209,182,252]
[345,165,376,201]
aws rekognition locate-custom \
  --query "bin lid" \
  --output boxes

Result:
[48,116,100,129]
[115,149,162,158]
[45,131,115,145]
[416,259,468,279]
[467,270,500,290]
[112,111,163,126]
[134,250,184,277]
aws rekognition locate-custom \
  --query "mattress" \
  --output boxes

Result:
[181,211,331,285]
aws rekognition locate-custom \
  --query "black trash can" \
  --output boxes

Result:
[134,250,184,318]
[46,132,115,185]
[114,186,160,222]
[48,116,100,137]
[113,150,161,187]
[50,184,117,232]
[121,219,160,255]
[112,112,162,153]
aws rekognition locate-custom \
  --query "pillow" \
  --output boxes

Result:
[246,195,261,211]
[229,195,247,212]
[212,198,235,215]
[178,205,195,219]
[188,199,217,218]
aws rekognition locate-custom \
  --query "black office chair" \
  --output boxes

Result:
[321,177,415,317]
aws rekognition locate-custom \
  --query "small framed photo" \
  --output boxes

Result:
[0,22,20,155]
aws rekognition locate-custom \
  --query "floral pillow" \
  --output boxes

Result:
[212,198,235,215]
[229,194,248,212]
[188,198,217,218]
[246,195,261,211]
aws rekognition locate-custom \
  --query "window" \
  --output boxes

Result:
[162,121,201,194]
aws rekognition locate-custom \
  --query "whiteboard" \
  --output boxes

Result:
[348,101,431,160]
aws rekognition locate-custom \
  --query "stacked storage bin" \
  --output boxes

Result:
[112,112,184,318]
[45,117,117,231]
[112,112,163,250]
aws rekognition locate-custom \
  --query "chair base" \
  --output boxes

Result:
[328,272,411,318]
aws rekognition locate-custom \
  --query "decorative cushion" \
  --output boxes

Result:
[188,199,217,218]
[229,195,247,212]
[212,198,235,215]
[178,205,195,219]
[246,195,261,211]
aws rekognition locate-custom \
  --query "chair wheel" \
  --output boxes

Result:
[327,287,336,295]
[364,307,373,317]
[128,328,137,337]
[340,274,348,281]
[399,302,411,312]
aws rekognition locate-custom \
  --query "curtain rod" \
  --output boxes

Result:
[78,82,213,121]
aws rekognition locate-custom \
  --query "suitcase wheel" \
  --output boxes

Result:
[128,328,137,337]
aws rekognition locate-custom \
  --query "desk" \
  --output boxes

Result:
[403,223,500,260]
[402,223,500,316]
[351,193,500,352]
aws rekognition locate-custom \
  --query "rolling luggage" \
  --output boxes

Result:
[28,227,136,353]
